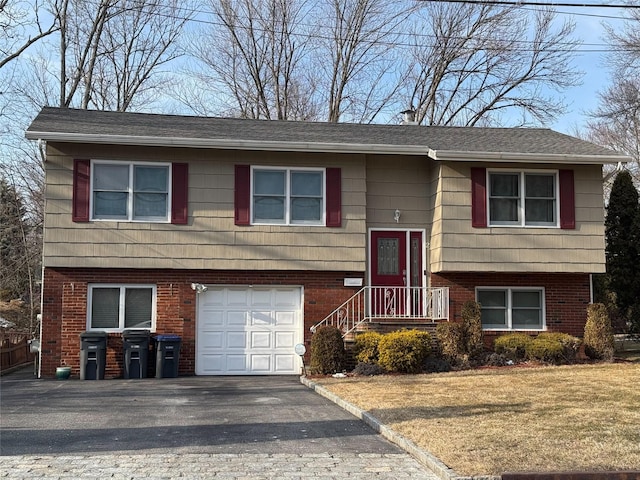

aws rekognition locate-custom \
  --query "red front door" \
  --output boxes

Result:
[371,231,423,316]
[371,231,407,287]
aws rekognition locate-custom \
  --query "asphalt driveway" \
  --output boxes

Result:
[0,368,403,457]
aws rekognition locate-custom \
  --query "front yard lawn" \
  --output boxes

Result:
[314,363,640,476]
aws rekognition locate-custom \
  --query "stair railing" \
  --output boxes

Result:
[310,286,449,337]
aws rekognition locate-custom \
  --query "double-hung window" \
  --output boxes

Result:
[252,167,324,225]
[477,287,545,330]
[488,171,557,227]
[92,162,170,221]
[88,285,156,332]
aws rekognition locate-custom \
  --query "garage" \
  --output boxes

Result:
[196,286,304,375]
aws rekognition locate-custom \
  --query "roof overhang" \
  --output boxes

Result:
[429,149,631,165]
[25,131,431,156]
[26,131,632,165]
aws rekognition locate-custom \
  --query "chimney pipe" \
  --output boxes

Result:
[400,109,417,125]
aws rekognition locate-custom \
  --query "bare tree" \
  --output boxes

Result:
[587,7,640,182]
[0,0,60,70]
[187,0,318,120]
[587,79,640,181]
[320,0,413,123]
[400,3,580,127]
[53,0,190,111]
[0,0,191,324]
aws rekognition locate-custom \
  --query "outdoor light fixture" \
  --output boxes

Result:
[191,283,208,294]
[394,209,401,223]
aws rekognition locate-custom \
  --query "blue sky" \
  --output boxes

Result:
[548,5,627,135]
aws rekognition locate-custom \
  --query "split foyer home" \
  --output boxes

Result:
[26,107,629,378]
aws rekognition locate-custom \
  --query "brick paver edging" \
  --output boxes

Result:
[300,376,496,480]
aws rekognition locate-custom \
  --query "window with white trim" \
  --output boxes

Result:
[92,161,170,221]
[477,287,545,330]
[87,285,156,331]
[488,171,557,227]
[252,167,325,225]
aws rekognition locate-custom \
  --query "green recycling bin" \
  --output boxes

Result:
[154,334,181,378]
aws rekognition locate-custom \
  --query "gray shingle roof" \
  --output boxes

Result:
[26,107,627,162]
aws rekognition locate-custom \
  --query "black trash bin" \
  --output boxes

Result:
[154,334,181,378]
[122,330,150,379]
[80,331,108,380]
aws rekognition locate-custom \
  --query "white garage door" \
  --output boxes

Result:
[196,286,303,375]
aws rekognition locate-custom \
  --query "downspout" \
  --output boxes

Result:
[603,161,624,183]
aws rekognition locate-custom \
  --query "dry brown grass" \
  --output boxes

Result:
[314,363,640,476]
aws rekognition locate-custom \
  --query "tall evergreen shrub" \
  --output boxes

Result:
[606,170,640,334]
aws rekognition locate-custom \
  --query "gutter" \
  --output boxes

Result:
[25,131,432,156]
[26,130,632,165]
[603,161,625,182]
[429,149,631,165]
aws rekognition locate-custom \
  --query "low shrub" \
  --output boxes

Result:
[353,331,383,364]
[435,301,484,366]
[378,330,432,373]
[309,326,346,374]
[584,303,614,361]
[494,333,533,362]
[423,356,452,373]
[461,300,484,359]
[352,361,386,376]
[435,322,463,359]
[527,333,581,365]
[484,352,509,367]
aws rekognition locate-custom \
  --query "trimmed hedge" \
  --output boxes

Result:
[584,303,614,361]
[309,326,346,374]
[461,300,484,358]
[435,322,463,359]
[494,333,534,362]
[435,301,484,364]
[377,330,432,373]
[353,331,383,364]
[527,333,581,365]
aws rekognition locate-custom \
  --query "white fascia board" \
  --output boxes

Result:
[25,131,431,156]
[431,149,631,165]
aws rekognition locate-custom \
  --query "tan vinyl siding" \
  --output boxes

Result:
[429,162,606,273]
[365,155,431,228]
[43,143,366,270]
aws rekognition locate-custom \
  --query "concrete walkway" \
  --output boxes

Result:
[0,368,440,479]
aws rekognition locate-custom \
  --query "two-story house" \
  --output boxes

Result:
[26,107,628,378]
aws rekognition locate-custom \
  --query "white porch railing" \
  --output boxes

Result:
[310,286,449,337]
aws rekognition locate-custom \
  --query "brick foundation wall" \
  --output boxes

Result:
[430,272,592,346]
[41,268,363,378]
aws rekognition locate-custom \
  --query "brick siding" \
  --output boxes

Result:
[430,272,592,346]
[40,268,362,378]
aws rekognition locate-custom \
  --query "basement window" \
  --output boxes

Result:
[87,284,156,332]
[476,287,545,331]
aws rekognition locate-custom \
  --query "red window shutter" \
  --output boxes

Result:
[72,159,91,222]
[235,165,251,226]
[471,167,487,228]
[559,169,575,229]
[171,163,189,225]
[326,167,342,227]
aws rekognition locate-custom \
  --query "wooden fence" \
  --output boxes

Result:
[0,331,36,374]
